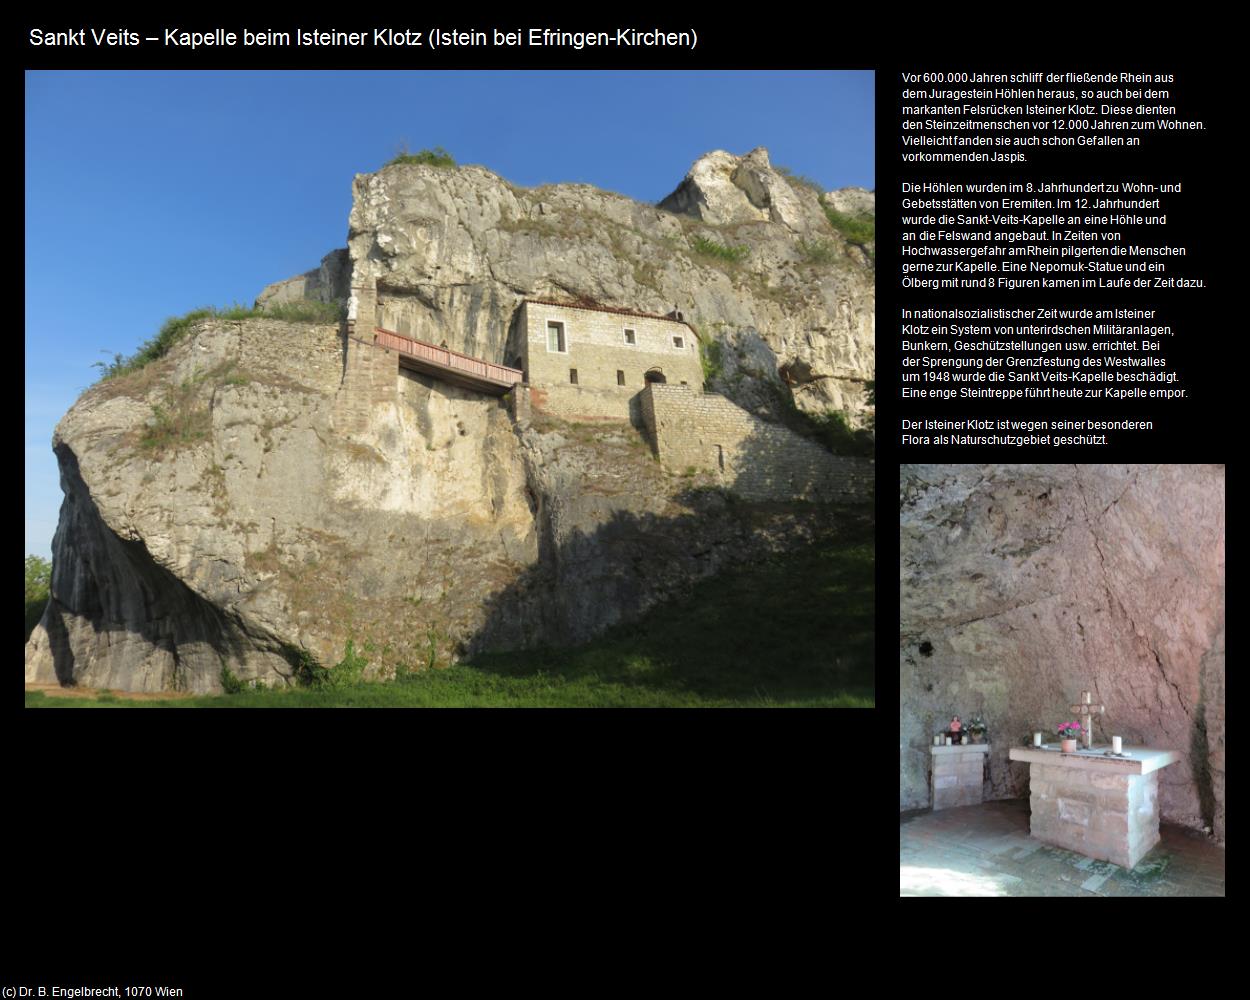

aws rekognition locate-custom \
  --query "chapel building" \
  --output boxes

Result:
[512,299,704,422]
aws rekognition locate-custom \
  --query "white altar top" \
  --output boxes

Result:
[1008,745,1180,775]
[930,743,990,755]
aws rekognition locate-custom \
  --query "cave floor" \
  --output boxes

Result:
[900,799,1224,897]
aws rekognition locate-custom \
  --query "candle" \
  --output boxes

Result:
[934,735,942,746]
[946,737,952,746]
[1033,732,1042,747]
[1112,736,1122,754]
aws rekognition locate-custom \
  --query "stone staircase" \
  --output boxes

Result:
[332,334,398,436]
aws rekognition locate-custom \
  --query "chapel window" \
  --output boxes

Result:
[547,321,567,353]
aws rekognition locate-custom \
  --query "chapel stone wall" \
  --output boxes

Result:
[519,302,703,422]
[642,383,873,503]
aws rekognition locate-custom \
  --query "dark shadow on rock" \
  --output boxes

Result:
[654,381,874,505]
[338,325,351,385]
[1193,613,1223,833]
[466,480,875,701]
[627,391,646,432]
[34,443,296,692]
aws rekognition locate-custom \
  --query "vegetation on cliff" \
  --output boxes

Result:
[698,338,725,383]
[24,555,51,642]
[804,409,875,457]
[93,302,342,382]
[385,144,456,169]
[822,205,875,249]
[777,162,874,256]
[690,235,750,263]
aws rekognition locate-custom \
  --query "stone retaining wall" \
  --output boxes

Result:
[641,383,873,503]
[231,320,343,393]
[525,383,639,424]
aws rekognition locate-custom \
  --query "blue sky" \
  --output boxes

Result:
[25,70,874,559]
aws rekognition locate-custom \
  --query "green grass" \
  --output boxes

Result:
[776,165,825,196]
[93,307,218,381]
[25,521,874,708]
[822,205,875,247]
[385,145,456,169]
[137,377,211,455]
[797,238,839,265]
[765,381,874,457]
[774,166,874,258]
[805,409,875,457]
[220,664,246,694]
[690,236,750,263]
[258,300,344,323]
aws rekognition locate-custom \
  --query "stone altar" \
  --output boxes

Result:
[931,744,989,810]
[1008,745,1180,868]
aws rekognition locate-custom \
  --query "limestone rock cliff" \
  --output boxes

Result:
[659,147,813,231]
[309,146,874,423]
[27,317,532,692]
[823,186,875,218]
[255,249,350,309]
[25,317,852,692]
[899,464,1225,841]
[26,149,873,695]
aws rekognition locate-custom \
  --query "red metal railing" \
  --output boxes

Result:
[374,328,522,387]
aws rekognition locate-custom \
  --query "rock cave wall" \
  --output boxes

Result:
[899,464,1225,841]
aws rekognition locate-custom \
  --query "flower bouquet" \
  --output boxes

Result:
[1056,721,1083,752]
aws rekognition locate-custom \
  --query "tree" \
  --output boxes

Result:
[24,555,51,642]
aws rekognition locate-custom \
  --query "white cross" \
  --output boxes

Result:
[1068,689,1105,749]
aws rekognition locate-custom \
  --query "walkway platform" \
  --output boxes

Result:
[373,327,523,395]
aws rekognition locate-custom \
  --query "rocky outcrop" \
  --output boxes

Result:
[24,440,297,693]
[660,147,813,232]
[26,148,874,694]
[26,318,536,692]
[341,147,873,424]
[255,249,350,309]
[25,316,858,693]
[823,187,875,218]
[899,464,1225,841]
